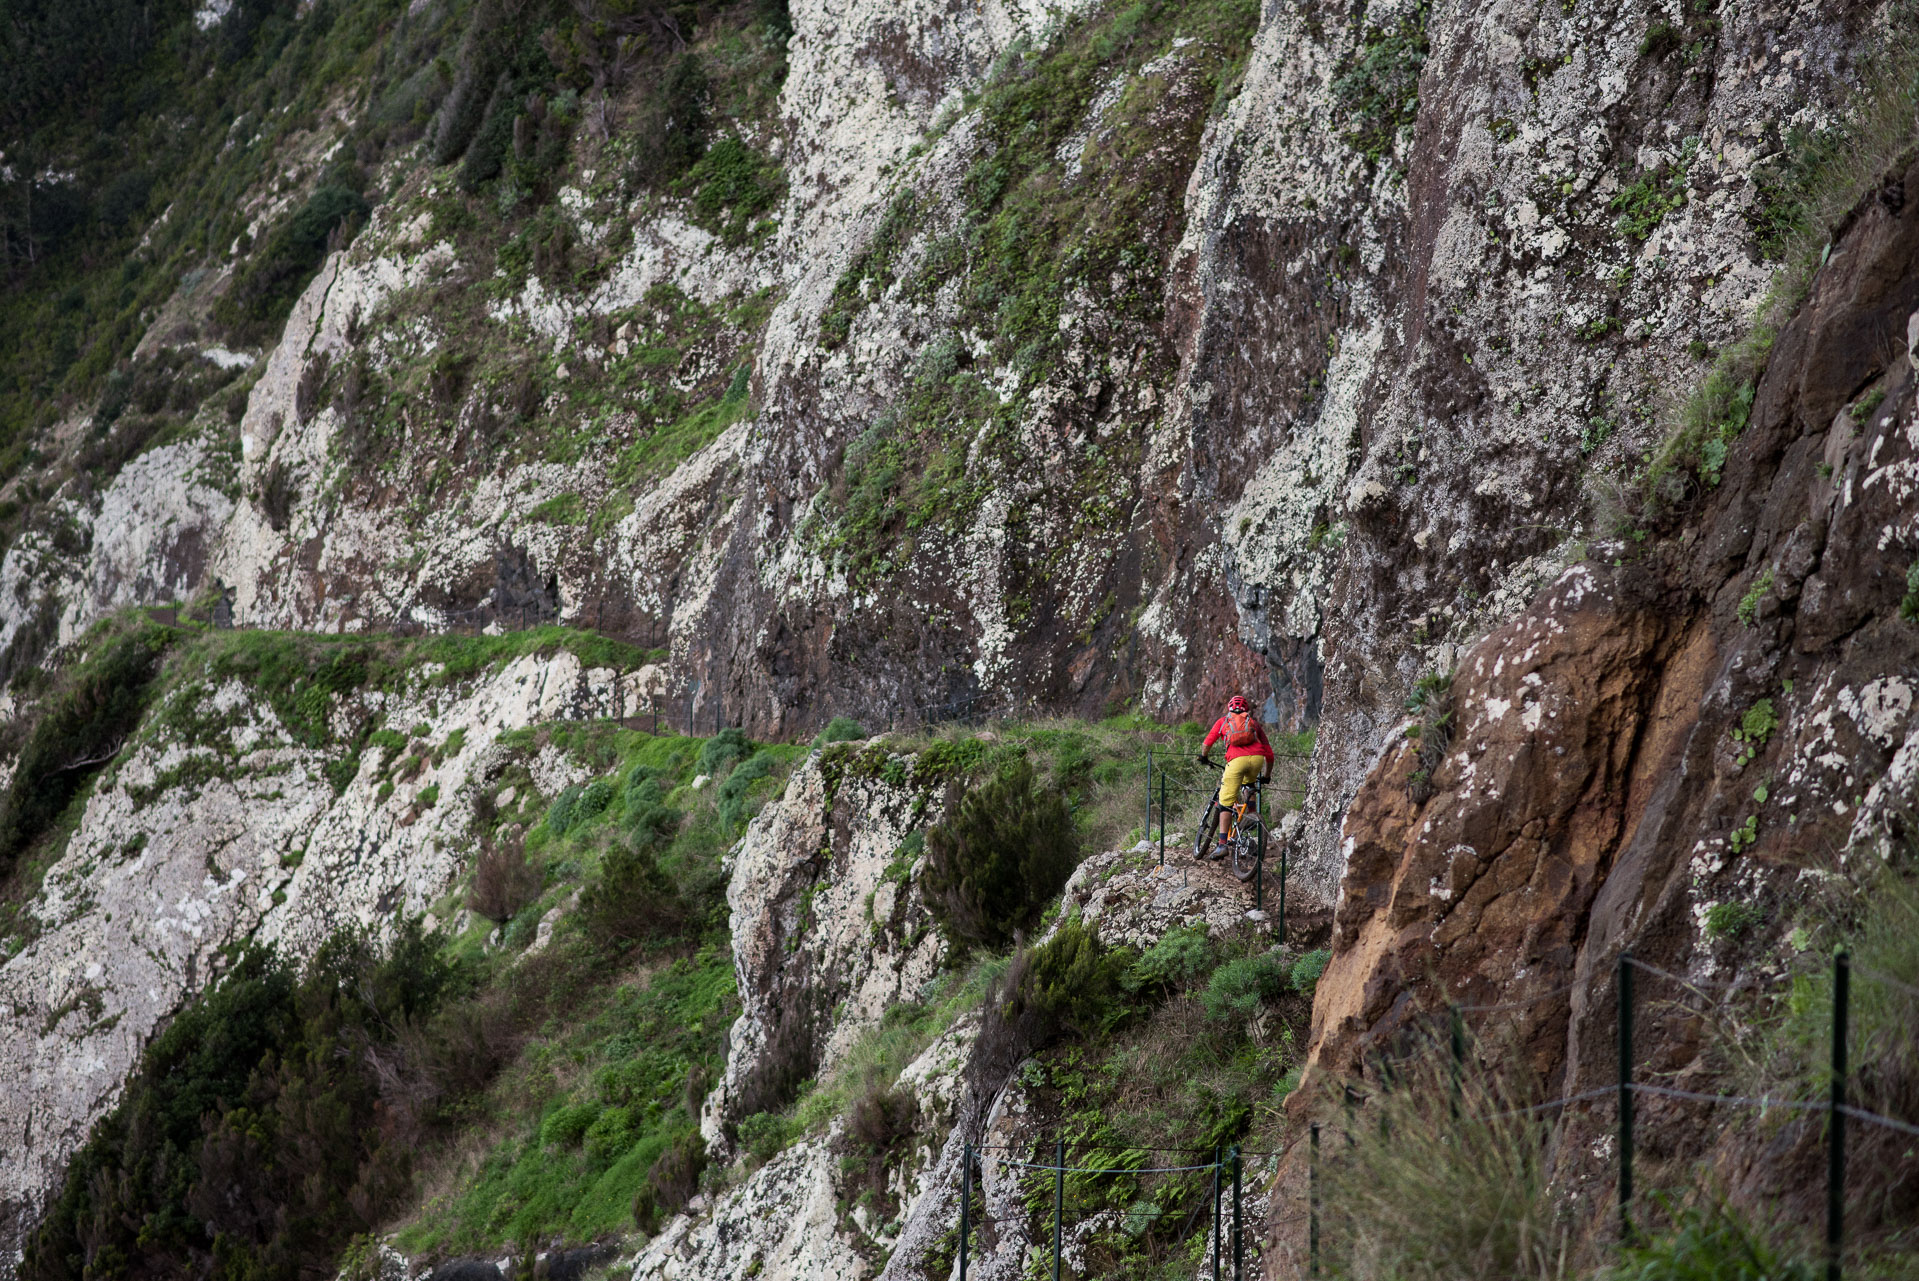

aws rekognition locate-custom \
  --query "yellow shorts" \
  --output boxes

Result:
[1218,754,1265,807]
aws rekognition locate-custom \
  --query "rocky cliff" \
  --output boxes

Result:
[5,0,1919,1271]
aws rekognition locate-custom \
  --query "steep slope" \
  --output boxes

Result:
[5,0,1919,1272]
[1273,144,1919,1270]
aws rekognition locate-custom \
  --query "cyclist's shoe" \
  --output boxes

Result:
[1206,837,1230,861]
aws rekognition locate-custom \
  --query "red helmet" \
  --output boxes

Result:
[1226,695,1251,713]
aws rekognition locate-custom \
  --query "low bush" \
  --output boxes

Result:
[21,925,457,1281]
[923,754,1076,950]
[812,715,867,746]
[0,617,175,881]
[577,837,685,952]
[1124,924,1216,994]
[1318,1051,1589,1281]
[1200,952,1288,1021]
[1292,947,1332,995]
[973,919,1134,1086]
[697,726,754,776]
[1604,1200,1817,1281]
[467,835,542,924]
[633,1128,706,1232]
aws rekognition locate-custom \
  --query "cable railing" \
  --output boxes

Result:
[945,950,1919,1281]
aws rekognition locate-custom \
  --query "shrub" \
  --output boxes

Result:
[1704,901,1762,939]
[540,1101,599,1148]
[621,772,680,844]
[1603,1200,1816,1280]
[546,776,616,837]
[697,727,754,776]
[812,715,867,746]
[0,619,174,880]
[1201,953,1289,1021]
[467,836,542,924]
[1009,919,1134,1039]
[582,1105,638,1161]
[735,1110,792,1164]
[577,838,685,951]
[716,751,779,829]
[923,755,1076,950]
[1291,948,1332,996]
[633,1128,706,1231]
[215,183,370,340]
[677,136,783,244]
[626,52,709,188]
[1124,925,1216,994]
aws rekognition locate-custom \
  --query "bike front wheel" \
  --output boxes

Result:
[1232,817,1263,881]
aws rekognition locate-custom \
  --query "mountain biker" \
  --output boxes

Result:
[1197,695,1274,860]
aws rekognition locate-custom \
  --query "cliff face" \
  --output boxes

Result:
[4,0,1878,893]
[0,635,641,1261]
[4,0,1917,1270]
[1284,147,1919,1263]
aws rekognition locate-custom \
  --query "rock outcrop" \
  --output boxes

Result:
[1276,147,1919,1266]
[0,646,642,1266]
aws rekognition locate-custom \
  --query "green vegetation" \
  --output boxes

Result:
[214,178,372,341]
[678,136,784,245]
[809,0,1259,584]
[390,727,804,1255]
[1728,698,1778,768]
[964,922,1307,1275]
[22,925,458,1281]
[1317,1051,1588,1280]
[611,361,754,484]
[1332,8,1430,162]
[1901,563,1919,623]
[1736,566,1775,627]
[1630,17,1919,523]
[0,613,176,884]
[1404,670,1456,802]
[922,754,1077,951]
[1610,152,1692,242]
[1604,1201,1817,1281]
[1704,901,1762,939]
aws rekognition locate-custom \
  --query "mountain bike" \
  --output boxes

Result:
[1192,763,1264,882]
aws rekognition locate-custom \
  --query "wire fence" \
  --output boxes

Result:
[954,1139,1266,1281]
[1293,950,1919,1280]
[945,952,1918,1280]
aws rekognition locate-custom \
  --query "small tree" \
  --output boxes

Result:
[467,836,540,924]
[922,755,1075,950]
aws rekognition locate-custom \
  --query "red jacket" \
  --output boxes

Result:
[1203,715,1275,765]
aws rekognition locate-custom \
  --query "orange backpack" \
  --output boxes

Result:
[1223,710,1259,748]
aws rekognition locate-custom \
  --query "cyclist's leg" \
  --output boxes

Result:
[1221,756,1262,815]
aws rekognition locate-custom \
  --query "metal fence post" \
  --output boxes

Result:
[1618,950,1634,1244]
[1829,950,1850,1281]
[1212,1144,1222,1281]
[1052,1138,1064,1281]
[1278,823,1287,937]
[959,1142,971,1281]
[1450,1004,1464,1121]
[1146,747,1153,844]
[1256,779,1265,914]
[1232,1146,1243,1281]
[1158,773,1167,866]
[1309,1122,1320,1278]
